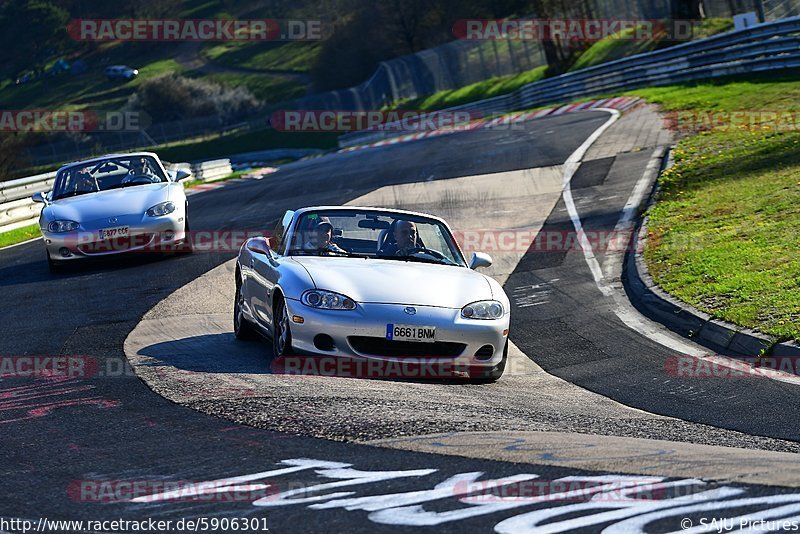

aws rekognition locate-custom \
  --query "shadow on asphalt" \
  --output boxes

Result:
[137,332,496,385]
[0,252,186,287]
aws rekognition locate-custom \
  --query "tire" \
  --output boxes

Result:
[47,251,63,274]
[233,277,258,341]
[272,295,294,358]
[469,340,508,384]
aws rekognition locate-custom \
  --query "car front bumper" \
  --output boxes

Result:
[282,298,509,373]
[42,212,186,261]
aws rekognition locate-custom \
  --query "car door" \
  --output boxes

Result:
[249,210,294,329]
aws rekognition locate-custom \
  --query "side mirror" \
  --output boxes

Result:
[246,236,272,256]
[469,252,493,270]
[32,191,48,204]
[174,169,190,182]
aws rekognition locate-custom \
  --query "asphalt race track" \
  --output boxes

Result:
[4,110,800,532]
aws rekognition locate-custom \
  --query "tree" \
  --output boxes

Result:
[0,1,70,78]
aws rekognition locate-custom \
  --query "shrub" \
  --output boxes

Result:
[127,74,260,123]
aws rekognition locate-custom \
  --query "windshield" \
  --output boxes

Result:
[51,155,167,200]
[287,210,466,267]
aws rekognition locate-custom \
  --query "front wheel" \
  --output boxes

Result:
[47,251,63,274]
[272,297,294,358]
[176,212,193,254]
[233,279,258,340]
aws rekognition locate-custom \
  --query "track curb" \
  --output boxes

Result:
[622,150,800,359]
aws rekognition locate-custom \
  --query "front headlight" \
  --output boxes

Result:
[301,289,356,310]
[146,201,175,217]
[47,220,79,233]
[461,300,504,320]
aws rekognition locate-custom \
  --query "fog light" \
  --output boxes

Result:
[292,315,304,324]
[314,334,335,351]
[59,247,71,258]
[475,344,494,361]
[163,230,175,241]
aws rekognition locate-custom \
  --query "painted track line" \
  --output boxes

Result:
[560,113,800,385]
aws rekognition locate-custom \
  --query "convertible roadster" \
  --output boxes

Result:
[234,206,510,382]
[33,152,191,272]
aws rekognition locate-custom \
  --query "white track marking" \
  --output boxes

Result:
[562,110,800,386]
[0,235,42,252]
[560,109,620,297]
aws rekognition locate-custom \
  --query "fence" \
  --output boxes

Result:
[19,1,798,169]
[339,14,800,147]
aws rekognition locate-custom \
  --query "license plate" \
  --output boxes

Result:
[386,324,436,343]
[98,226,129,240]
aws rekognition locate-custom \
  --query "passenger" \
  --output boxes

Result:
[75,169,98,193]
[303,217,346,254]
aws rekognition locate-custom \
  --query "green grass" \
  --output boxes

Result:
[182,169,250,188]
[194,71,306,104]
[0,51,184,111]
[202,41,320,72]
[570,18,733,72]
[0,224,41,248]
[634,75,800,342]
[395,65,547,111]
[570,25,662,72]
[626,75,800,112]
[155,128,337,162]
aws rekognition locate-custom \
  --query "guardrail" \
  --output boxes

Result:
[190,159,233,182]
[339,16,800,148]
[0,172,57,232]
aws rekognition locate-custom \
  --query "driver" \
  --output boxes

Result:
[130,157,153,176]
[122,157,157,183]
[379,220,418,256]
[303,217,346,254]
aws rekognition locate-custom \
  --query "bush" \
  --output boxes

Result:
[127,74,260,123]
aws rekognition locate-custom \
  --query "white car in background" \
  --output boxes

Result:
[33,152,191,272]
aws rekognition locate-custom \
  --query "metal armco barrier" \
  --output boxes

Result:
[190,159,233,182]
[339,16,800,148]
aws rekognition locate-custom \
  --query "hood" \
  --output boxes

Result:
[47,183,172,222]
[291,256,494,308]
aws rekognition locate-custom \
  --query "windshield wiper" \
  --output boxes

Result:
[378,254,454,266]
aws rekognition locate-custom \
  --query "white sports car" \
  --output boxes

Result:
[234,206,510,382]
[32,152,191,272]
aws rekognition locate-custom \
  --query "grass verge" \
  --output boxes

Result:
[155,128,337,162]
[632,75,800,342]
[0,224,41,248]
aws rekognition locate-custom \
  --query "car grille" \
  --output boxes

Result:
[348,336,466,358]
[78,234,154,254]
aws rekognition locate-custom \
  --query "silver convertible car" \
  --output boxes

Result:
[33,152,191,272]
[234,206,510,382]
